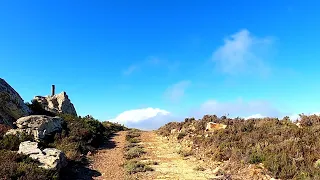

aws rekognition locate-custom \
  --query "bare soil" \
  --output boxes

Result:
[91,131,127,180]
[129,131,220,180]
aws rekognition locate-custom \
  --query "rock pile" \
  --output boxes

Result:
[18,141,67,170]
[34,91,77,116]
[0,78,31,126]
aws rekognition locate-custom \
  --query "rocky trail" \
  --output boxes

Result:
[91,131,126,180]
[133,131,219,180]
[91,131,220,180]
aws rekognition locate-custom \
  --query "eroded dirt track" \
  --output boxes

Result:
[136,131,218,180]
[91,131,126,180]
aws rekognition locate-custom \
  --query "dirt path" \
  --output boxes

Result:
[91,131,127,180]
[138,131,219,180]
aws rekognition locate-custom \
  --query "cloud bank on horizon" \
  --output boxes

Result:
[107,107,176,130]
[107,105,320,130]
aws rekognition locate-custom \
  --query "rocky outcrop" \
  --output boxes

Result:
[34,91,77,116]
[0,78,31,126]
[6,115,63,141]
[18,141,67,170]
[205,122,227,131]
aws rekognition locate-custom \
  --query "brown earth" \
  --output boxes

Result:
[129,131,221,180]
[91,131,127,180]
[90,131,273,180]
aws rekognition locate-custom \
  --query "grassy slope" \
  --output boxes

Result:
[158,115,320,179]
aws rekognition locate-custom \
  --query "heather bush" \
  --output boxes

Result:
[102,121,128,136]
[0,133,33,151]
[125,146,145,160]
[158,114,320,179]
[0,150,57,180]
[0,124,11,136]
[124,160,153,174]
[0,98,127,179]
[50,114,110,161]
[26,99,56,117]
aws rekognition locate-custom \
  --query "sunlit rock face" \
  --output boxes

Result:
[34,91,77,116]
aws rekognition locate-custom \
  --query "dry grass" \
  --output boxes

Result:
[124,130,153,175]
[158,114,320,179]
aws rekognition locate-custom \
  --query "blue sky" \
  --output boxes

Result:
[1,0,320,129]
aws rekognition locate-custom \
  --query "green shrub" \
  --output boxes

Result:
[124,160,153,174]
[125,146,145,160]
[126,131,140,140]
[26,100,56,117]
[177,132,186,140]
[0,150,57,180]
[51,114,108,160]
[126,130,141,144]
[158,114,320,179]
[0,133,33,151]
[102,121,128,135]
[248,151,265,164]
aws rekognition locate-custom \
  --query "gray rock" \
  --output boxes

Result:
[34,91,77,116]
[18,141,42,155]
[18,141,67,170]
[6,115,63,141]
[0,78,31,126]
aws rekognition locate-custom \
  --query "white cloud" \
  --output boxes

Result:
[245,114,265,119]
[190,99,281,119]
[164,81,191,103]
[287,112,320,121]
[107,107,174,130]
[212,29,273,75]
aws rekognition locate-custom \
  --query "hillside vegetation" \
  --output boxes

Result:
[0,100,127,179]
[158,114,320,179]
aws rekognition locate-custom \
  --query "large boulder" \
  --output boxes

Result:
[0,78,31,126]
[34,91,77,116]
[18,141,67,170]
[6,115,63,141]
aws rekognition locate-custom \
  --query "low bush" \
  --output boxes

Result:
[50,114,110,161]
[0,124,11,136]
[124,160,153,174]
[1,100,127,179]
[177,132,186,140]
[102,121,128,136]
[125,146,145,160]
[0,150,58,180]
[26,100,56,117]
[0,133,33,151]
[124,129,154,176]
[158,114,320,179]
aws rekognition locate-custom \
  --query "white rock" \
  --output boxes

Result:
[18,141,67,170]
[6,115,63,141]
[205,122,227,131]
[18,141,42,155]
[34,91,77,116]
